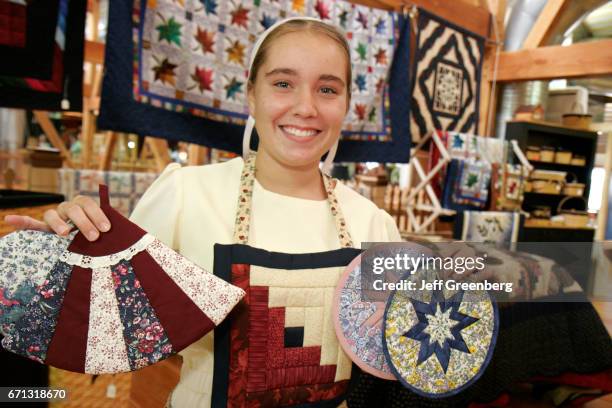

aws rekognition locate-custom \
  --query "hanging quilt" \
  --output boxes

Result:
[441,159,491,211]
[409,8,484,144]
[98,0,413,163]
[0,0,86,111]
[58,168,160,217]
[428,130,504,198]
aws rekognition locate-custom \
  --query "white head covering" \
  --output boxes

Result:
[243,16,342,175]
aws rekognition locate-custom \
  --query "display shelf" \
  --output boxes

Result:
[507,121,596,200]
[506,121,597,242]
[527,160,586,169]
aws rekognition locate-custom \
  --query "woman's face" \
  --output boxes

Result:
[248,30,349,169]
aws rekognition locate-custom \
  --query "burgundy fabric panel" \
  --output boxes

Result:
[129,251,215,351]
[285,346,321,367]
[68,205,147,257]
[268,366,334,388]
[267,307,286,369]
[45,265,91,373]
[247,286,268,393]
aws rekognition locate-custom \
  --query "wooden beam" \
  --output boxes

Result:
[478,0,505,136]
[495,39,612,82]
[522,0,568,49]
[84,41,105,65]
[187,144,208,166]
[98,132,118,171]
[80,98,95,168]
[146,137,172,172]
[350,0,491,39]
[33,111,75,168]
[531,0,607,48]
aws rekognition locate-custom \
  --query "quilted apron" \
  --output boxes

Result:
[212,155,361,407]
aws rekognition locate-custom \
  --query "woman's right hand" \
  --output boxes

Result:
[4,195,111,241]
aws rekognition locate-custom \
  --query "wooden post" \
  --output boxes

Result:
[187,144,208,166]
[146,137,172,172]
[98,132,118,171]
[478,0,506,137]
[33,111,75,168]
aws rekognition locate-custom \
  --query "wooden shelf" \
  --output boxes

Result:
[524,219,595,230]
[524,192,584,198]
[528,160,586,169]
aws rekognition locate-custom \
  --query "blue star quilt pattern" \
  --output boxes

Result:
[383,273,498,398]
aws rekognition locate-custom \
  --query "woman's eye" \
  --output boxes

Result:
[321,87,338,95]
[274,81,290,88]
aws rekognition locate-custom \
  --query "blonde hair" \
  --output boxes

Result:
[247,20,352,106]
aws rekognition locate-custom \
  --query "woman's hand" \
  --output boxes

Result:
[4,195,111,241]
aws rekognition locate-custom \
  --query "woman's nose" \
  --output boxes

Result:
[293,88,318,117]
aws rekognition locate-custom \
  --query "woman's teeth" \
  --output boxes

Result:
[282,126,319,137]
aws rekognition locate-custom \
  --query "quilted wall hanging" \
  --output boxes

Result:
[58,168,160,217]
[0,185,244,374]
[0,0,86,111]
[98,0,413,163]
[409,8,484,144]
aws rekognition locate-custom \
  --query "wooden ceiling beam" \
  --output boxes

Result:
[350,0,491,39]
[494,39,612,82]
[522,0,569,49]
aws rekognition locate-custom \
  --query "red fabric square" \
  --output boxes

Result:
[229,262,347,407]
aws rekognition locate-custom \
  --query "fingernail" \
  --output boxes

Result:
[100,222,110,232]
[88,231,99,241]
[58,227,69,235]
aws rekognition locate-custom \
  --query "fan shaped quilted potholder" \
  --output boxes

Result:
[1,185,244,374]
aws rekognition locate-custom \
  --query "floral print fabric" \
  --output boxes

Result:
[1,260,74,363]
[111,260,174,370]
[337,263,393,378]
[384,282,498,397]
[85,266,131,374]
[145,239,244,326]
[0,230,71,325]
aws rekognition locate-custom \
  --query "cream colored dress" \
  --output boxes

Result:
[130,157,400,408]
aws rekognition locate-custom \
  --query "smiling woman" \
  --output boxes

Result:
[4,17,401,408]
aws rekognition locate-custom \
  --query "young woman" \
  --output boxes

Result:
[6,18,400,407]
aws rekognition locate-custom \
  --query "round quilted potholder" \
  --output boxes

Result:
[333,242,434,379]
[333,255,395,379]
[382,271,499,398]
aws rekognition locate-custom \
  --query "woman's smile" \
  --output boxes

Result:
[278,124,322,143]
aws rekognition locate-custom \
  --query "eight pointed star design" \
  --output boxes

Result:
[402,290,479,373]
